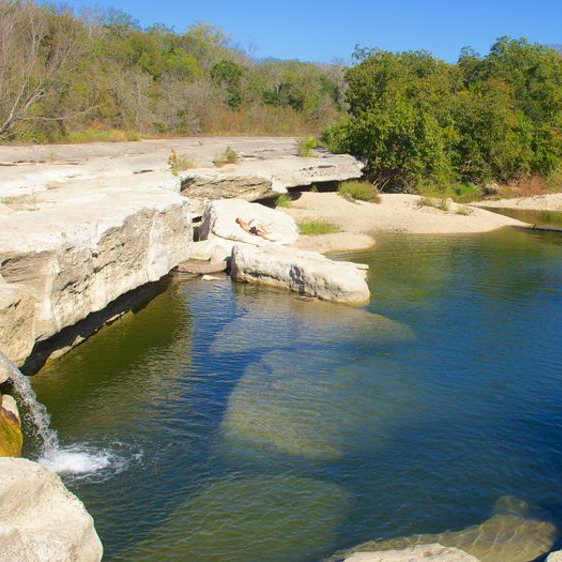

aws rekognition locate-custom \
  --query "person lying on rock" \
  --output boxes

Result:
[235,217,274,241]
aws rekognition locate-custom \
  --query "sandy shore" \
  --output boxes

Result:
[281,192,527,253]
[472,193,562,212]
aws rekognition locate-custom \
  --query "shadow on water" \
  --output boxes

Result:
[27,227,562,561]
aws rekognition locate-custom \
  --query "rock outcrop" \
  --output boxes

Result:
[230,244,370,305]
[0,184,192,367]
[333,497,556,562]
[0,458,103,561]
[200,199,299,247]
[343,544,480,561]
[0,391,22,457]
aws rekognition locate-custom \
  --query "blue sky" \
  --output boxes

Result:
[67,0,561,63]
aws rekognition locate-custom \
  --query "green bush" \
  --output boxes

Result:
[324,39,562,193]
[338,180,381,203]
[298,220,340,235]
[214,146,239,167]
[275,194,291,208]
[168,149,194,175]
[297,136,318,157]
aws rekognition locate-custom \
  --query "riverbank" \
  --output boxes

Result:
[472,193,562,212]
[281,192,526,253]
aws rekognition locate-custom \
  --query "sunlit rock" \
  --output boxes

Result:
[211,286,413,355]
[0,458,103,561]
[127,475,350,562]
[221,351,420,460]
[332,496,556,562]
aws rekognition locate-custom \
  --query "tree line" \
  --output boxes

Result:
[0,0,345,142]
[324,39,562,192]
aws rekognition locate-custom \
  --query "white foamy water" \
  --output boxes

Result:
[1,351,136,480]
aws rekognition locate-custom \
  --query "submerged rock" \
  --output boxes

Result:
[200,198,299,247]
[343,544,480,561]
[333,496,556,562]
[231,244,370,305]
[0,458,103,561]
[210,289,413,355]
[0,391,22,457]
[127,475,350,562]
[221,351,421,461]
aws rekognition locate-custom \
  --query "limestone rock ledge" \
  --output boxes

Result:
[230,244,370,305]
[0,458,103,561]
[0,184,192,367]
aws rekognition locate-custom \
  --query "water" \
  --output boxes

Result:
[26,227,562,561]
[481,206,562,229]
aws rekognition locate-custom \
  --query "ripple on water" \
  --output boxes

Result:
[126,474,351,562]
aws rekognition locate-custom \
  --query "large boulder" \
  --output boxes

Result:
[200,199,299,247]
[230,244,370,305]
[0,458,102,561]
[0,391,22,457]
[0,184,192,367]
[344,544,480,561]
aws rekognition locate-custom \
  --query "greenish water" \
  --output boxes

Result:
[27,227,562,561]
[482,206,562,229]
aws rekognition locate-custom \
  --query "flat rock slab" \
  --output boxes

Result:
[200,199,299,247]
[0,458,103,561]
[344,544,480,561]
[230,244,370,305]
[177,260,227,274]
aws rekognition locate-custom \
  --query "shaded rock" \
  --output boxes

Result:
[200,199,298,247]
[0,391,22,457]
[344,544,480,561]
[0,458,102,560]
[126,474,350,562]
[180,174,274,201]
[0,184,192,367]
[177,260,227,275]
[333,497,556,562]
[231,244,370,305]
[221,351,421,461]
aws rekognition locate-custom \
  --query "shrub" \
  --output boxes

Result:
[275,194,291,208]
[456,206,472,215]
[168,150,194,176]
[338,180,381,203]
[297,136,318,157]
[214,146,239,167]
[298,220,340,235]
[417,196,451,212]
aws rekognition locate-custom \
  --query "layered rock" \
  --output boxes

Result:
[344,544,480,561]
[0,458,103,561]
[0,184,192,367]
[230,244,370,305]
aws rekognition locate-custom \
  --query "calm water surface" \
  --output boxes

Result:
[28,227,562,561]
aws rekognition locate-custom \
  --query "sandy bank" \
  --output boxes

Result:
[472,193,562,212]
[282,192,526,237]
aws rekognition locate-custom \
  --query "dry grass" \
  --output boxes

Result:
[338,180,381,203]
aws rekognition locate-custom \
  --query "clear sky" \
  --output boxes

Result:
[67,0,562,63]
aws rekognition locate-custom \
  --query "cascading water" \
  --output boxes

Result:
[0,351,114,478]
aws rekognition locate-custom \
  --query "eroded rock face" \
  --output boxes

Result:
[0,458,103,561]
[344,544,480,561]
[200,199,299,247]
[230,244,370,305]
[0,185,192,366]
[0,392,22,457]
[334,497,556,562]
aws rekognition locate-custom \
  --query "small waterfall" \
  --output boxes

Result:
[0,351,118,479]
[0,351,60,456]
